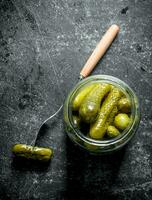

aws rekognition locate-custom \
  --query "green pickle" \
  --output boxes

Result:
[12,144,53,161]
[118,97,131,113]
[107,125,120,138]
[72,83,97,111]
[98,106,118,138]
[106,106,118,125]
[79,83,111,123]
[89,87,122,139]
[114,113,130,130]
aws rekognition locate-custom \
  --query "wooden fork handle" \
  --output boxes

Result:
[80,24,120,78]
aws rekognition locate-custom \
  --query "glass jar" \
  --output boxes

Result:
[64,75,140,154]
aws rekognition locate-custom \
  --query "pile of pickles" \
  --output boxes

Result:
[72,82,131,140]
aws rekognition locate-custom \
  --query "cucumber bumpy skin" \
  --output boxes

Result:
[89,87,122,139]
[84,107,118,150]
[72,83,98,111]
[106,106,118,125]
[12,144,53,161]
[79,83,111,123]
[118,97,131,113]
[107,125,120,138]
[95,106,118,138]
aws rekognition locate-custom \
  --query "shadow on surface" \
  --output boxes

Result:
[11,124,51,172]
[11,113,61,173]
[11,156,51,172]
[65,136,126,200]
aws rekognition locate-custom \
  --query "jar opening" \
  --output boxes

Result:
[67,75,140,147]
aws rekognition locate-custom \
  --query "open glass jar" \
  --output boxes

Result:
[64,75,140,154]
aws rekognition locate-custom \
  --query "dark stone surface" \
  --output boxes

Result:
[0,0,152,199]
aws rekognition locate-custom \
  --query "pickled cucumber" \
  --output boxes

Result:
[12,144,53,161]
[72,83,98,111]
[107,125,120,138]
[106,106,118,125]
[79,83,111,123]
[92,106,118,139]
[89,87,122,139]
[118,97,131,113]
[114,113,130,130]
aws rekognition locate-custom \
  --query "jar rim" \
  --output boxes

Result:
[66,75,140,147]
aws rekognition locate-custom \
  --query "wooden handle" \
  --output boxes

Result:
[80,24,120,78]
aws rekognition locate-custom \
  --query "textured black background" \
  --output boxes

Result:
[0,0,152,199]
